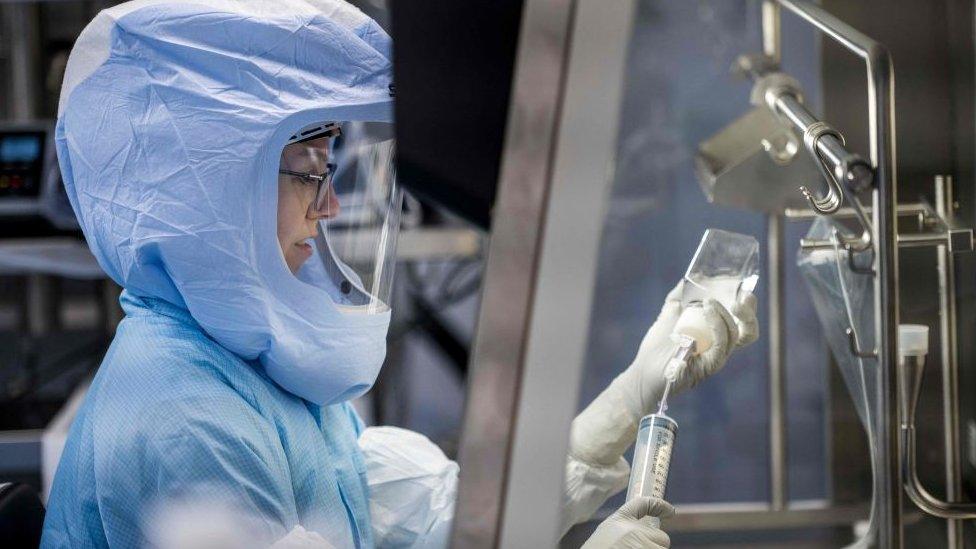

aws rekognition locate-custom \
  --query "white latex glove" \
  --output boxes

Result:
[581,497,674,549]
[360,427,458,549]
[569,281,758,476]
[272,526,336,548]
[561,453,631,536]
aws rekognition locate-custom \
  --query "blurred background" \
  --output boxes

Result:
[1,1,974,548]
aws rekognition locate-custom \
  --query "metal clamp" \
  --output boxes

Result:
[799,122,845,215]
[846,327,878,359]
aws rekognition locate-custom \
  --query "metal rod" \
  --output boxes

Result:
[771,1,902,546]
[800,232,950,251]
[585,500,871,532]
[899,335,976,521]
[768,215,788,511]
[898,233,956,248]
[783,201,928,220]
[903,426,976,519]
[762,0,781,63]
[1,2,39,120]
[769,93,875,196]
[936,175,963,547]
[449,0,578,541]
[778,0,880,59]
[774,95,846,167]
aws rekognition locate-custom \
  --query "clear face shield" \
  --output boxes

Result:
[279,121,402,315]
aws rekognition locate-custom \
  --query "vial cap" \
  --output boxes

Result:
[899,324,929,357]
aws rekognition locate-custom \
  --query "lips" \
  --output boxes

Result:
[295,238,313,260]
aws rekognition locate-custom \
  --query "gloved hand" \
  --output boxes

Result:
[581,497,674,549]
[568,281,758,476]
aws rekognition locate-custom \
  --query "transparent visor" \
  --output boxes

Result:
[278,122,402,314]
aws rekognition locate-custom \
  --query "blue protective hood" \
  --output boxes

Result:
[57,0,394,405]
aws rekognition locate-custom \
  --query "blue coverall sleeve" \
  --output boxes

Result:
[128,395,299,545]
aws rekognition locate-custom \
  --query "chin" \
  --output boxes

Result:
[286,255,302,274]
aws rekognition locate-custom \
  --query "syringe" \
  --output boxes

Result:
[626,307,713,528]
[656,334,696,415]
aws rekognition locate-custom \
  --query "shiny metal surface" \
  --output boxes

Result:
[498,0,635,545]
[899,352,976,520]
[769,1,902,545]
[783,201,927,220]
[768,215,787,511]
[450,0,577,543]
[1,2,39,121]
[451,0,636,546]
[935,176,964,546]
[665,501,870,532]
[696,107,819,214]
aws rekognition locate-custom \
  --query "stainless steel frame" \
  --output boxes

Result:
[764,4,976,547]
[451,0,637,546]
[454,0,973,545]
[897,176,976,530]
[760,2,902,546]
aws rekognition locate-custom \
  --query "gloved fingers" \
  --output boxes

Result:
[663,280,685,304]
[653,281,686,328]
[681,300,737,386]
[635,288,684,358]
[616,496,675,520]
[703,299,738,357]
[731,292,759,347]
[628,524,671,548]
[650,297,682,334]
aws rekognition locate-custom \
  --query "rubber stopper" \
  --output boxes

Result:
[673,307,713,355]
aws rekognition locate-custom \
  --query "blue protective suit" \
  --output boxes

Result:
[43,293,373,548]
[42,0,395,546]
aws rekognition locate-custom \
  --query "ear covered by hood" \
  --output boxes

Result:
[57,0,395,405]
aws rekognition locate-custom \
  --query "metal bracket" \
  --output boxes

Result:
[846,327,878,359]
[846,245,876,275]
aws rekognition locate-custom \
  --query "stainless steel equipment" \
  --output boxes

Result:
[695,2,976,547]
[450,0,975,546]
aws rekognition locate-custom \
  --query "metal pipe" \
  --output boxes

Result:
[783,201,929,220]
[772,1,902,545]
[768,215,788,511]
[800,232,950,251]
[902,427,976,519]
[449,0,578,541]
[762,0,781,63]
[762,0,787,517]
[899,351,976,520]
[1,2,39,120]
[778,0,881,58]
[898,233,957,248]
[936,175,963,547]
[770,94,874,194]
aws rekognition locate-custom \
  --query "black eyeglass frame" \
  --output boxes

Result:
[278,163,338,211]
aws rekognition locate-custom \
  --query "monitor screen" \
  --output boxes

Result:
[0,131,47,199]
[1,134,42,163]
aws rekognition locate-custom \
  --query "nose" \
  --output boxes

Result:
[306,186,340,220]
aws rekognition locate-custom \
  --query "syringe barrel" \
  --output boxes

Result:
[626,413,678,515]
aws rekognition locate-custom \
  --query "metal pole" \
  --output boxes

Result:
[768,215,788,511]
[1,2,39,120]
[870,41,902,549]
[771,3,901,544]
[449,0,578,544]
[762,0,781,63]
[935,175,963,549]
[762,0,788,516]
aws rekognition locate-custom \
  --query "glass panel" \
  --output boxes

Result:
[576,0,832,532]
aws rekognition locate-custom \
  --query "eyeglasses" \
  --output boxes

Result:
[279,162,338,215]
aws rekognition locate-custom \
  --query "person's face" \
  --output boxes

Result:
[277,137,340,274]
